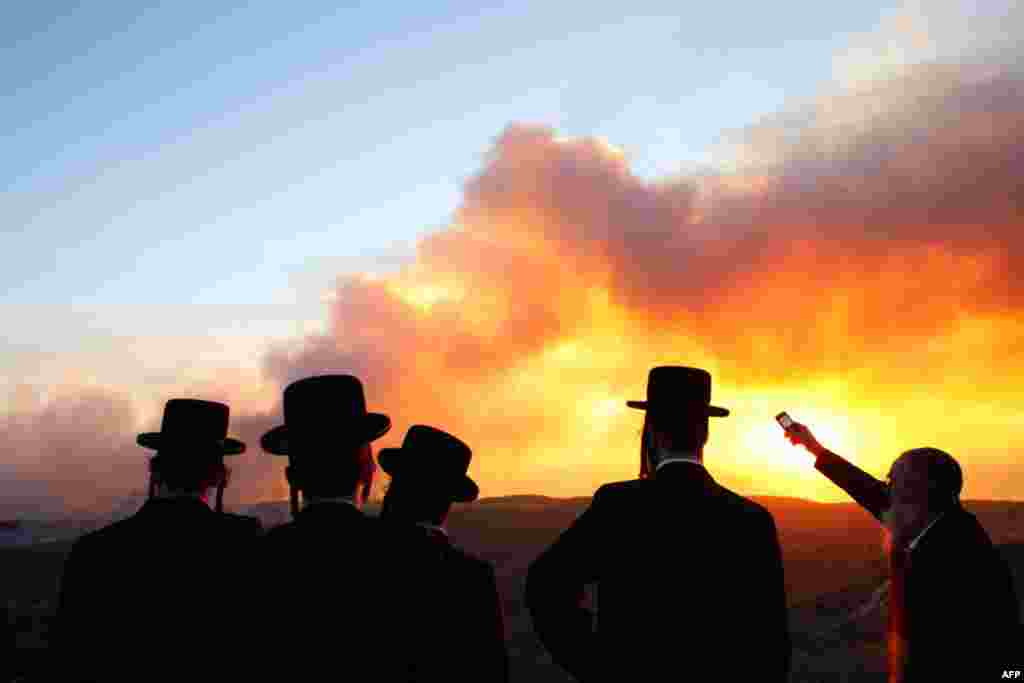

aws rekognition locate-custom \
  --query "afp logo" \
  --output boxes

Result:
[1002,671,1022,679]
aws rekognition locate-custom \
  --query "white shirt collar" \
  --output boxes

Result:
[908,512,945,551]
[303,495,358,509]
[654,448,705,472]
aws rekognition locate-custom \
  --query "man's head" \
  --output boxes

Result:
[149,447,230,497]
[376,425,478,524]
[643,409,709,475]
[284,441,377,505]
[887,447,963,508]
[380,477,452,527]
[646,408,710,453]
[627,367,727,478]
[883,447,962,548]
[137,399,245,507]
[260,375,391,514]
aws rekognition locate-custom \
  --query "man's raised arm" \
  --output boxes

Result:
[786,423,890,521]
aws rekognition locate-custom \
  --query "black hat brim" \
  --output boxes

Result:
[260,413,391,456]
[378,448,480,503]
[136,433,246,455]
[453,477,480,503]
[625,401,730,417]
[376,447,402,475]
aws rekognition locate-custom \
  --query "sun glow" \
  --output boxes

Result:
[739,411,856,473]
[589,397,625,421]
[704,382,878,501]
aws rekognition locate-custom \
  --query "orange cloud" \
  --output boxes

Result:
[264,58,1024,502]
[6,44,1024,514]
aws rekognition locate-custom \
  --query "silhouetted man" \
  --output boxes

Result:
[378,425,509,682]
[786,422,1021,681]
[52,399,261,683]
[526,367,791,682]
[256,374,424,681]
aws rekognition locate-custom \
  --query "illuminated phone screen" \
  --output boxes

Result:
[775,412,794,429]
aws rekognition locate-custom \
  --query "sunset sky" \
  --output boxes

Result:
[3,0,1023,515]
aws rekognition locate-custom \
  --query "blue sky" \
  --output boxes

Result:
[2,0,898,393]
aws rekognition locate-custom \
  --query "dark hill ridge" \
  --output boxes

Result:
[4,497,1023,682]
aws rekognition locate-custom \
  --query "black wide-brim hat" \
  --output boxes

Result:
[137,399,246,456]
[377,425,479,503]
[626,366,730,417]
[261,374,391,456]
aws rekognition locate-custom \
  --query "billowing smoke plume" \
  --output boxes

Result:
[5,1,1024,513]
[265,42,1024,497]
[0,388,141,517]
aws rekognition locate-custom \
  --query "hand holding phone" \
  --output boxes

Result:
[776,412,823,456]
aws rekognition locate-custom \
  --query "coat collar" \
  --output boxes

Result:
[654,459,716,485]
[295,500,365,524]
[415,522,450,546]
[416,521,448,537]
[906,504,967,554]
[137,496,214,518]
[907,512,946,551]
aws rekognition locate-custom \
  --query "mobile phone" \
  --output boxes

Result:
[775,412,795,430]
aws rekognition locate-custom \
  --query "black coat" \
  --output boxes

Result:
[526,462,791,682]
[391,524,509,683]
[2,603,12,682]
[251,502,432,682]
[814,449,1022,678]
[52,498,263,683]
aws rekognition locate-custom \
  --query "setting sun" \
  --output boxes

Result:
[743,404,858,468]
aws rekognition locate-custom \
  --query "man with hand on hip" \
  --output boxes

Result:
[527,367,791,682]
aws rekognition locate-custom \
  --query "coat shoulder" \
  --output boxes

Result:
[69,515,139,554]
[952,507,995,543]
[918,506,997,560]
[713,485,777,527]
[220,512,264,536]
[445,542,495,576]
[261,519,298,542]
[593,478,644,502]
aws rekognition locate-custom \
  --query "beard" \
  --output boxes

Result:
[882,501,931,553]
